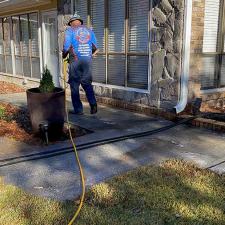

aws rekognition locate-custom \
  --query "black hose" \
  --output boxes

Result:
[0,116,197,168]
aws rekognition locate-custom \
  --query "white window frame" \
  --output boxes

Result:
[0,10,43,82]
[71,0,151,93]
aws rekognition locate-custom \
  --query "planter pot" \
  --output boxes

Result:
[26,87,65,137]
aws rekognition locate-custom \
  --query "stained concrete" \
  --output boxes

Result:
[0,92,172,160]
[0,92,225,201]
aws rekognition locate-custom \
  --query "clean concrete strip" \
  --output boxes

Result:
[1,124,225,201]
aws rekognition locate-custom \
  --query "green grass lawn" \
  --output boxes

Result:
[1,160,225,225]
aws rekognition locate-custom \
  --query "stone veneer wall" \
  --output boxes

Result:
[58,0,185,110]
[151,0,184,109]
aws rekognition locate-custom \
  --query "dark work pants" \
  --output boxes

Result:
[68,60,97,113]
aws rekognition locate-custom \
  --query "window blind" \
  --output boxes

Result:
[90,0,105,51]
[128,56,149,89]
[3,17,12,74]
[220,56,225,86]
[128,0,149,52]
[0,19,5,73]
[128,0,149,89]
[203,0,221,53]
[108,0,125,86]
[201,56,217,89]
[108,55,126,86]
[108,0,125,53]
[90,0,106,83]
[92,55,106,83]
[74,0,88,25]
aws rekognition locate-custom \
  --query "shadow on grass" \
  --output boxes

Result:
[77,160,225,225]
[1,159,225,225]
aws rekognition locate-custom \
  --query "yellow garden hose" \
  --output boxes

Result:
[63,59,86,225]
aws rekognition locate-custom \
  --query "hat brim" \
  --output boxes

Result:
[68,18,83,26]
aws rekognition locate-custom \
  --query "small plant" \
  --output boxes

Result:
[0,106,5,120]
[0,105,13,122]
[39,66,55,93]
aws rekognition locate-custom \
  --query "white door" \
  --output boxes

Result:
[42,11,59,86]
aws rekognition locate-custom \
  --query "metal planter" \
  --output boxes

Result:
[26,87,65,137]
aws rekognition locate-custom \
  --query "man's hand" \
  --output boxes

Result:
[62,50,69,59]
[92,49,99,58]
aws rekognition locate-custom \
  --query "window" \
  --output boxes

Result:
[0,17,12,74]
[0,13,40,78]
[201,0,225,89]
[0,19,6,73]
[73,0,150,90]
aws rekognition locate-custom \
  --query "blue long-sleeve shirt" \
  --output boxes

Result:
[63,26,98,62]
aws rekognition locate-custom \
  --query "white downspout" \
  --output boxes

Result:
[174,0,193,114]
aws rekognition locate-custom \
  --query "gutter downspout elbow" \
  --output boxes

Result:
[174,0,192,114]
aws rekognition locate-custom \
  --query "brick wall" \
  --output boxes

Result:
[189,0,205,101]
[189,0,225,112]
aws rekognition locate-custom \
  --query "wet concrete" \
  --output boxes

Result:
[0,92,172,160]
[0,92,225,200]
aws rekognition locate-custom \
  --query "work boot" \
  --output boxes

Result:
[69,110,84,115]
[90,104,97,114]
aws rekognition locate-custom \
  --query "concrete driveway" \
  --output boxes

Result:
[1,92,225,200]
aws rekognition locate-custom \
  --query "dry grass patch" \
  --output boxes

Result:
[1,160,225,225]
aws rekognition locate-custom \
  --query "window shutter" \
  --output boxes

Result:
[203,0,221,53]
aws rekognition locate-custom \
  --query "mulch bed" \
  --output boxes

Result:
[0,82,90,145]
[0,102,90,145]
[201,103,225,114]
[0,81,25,94]
[200,104,225,122]
[0,102,32,143]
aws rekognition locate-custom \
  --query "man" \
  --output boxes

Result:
[63,13,99,115]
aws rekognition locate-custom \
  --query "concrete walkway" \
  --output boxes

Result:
[0,92,225,200]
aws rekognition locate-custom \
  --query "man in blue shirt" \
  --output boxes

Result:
[63,13,98,115]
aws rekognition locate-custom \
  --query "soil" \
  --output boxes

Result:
[0,81,25,94]
[0,82,90,145]
[200,104,225,122]
[201,105,225,114]
[0,102,91,145]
